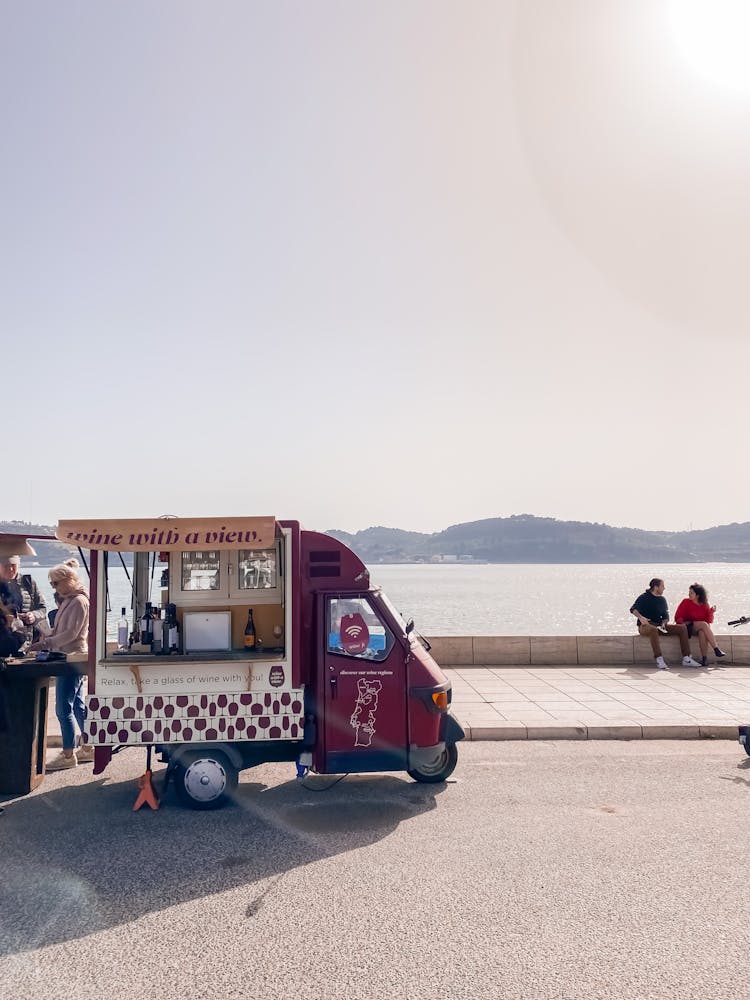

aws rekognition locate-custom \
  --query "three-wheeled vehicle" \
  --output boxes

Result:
[56,515,464,808]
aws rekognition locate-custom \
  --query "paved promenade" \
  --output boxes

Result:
[46,664,750,751]
[447,663,750,740]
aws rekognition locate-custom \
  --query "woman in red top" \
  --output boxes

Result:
[674,583,726,666]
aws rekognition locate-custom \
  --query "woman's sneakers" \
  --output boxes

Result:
[46,740,94,772]
[714,647,727,659]
[682,656,702,667]
[46,752,77,771]
[655,656,669,670]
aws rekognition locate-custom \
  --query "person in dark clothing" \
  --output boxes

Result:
[630,578,701,670]
[0,556,47,648]
[0,602,26,658]
[0,602,27,736]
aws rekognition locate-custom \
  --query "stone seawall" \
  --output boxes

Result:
[426,634,748,666]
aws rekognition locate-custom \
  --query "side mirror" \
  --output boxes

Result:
[405,619,414,635]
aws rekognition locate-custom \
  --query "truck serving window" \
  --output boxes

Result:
[238,549,277,590]
[181,551,221,591]
[326,597,394,662]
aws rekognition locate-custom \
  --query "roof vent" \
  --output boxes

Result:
[308,550,341,577]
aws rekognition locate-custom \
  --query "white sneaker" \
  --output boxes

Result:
[77,743,95,763]
[682,656,702,667]
[46,752,78,771]
[655,656,669,670]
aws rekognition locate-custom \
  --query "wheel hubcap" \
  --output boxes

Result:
[419,748,449,776]
[184,758,228,802]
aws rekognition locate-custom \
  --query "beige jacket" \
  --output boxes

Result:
[45,587,90,654]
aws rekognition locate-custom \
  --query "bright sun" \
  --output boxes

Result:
[668,0,750,92]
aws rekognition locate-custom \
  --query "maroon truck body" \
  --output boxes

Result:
[3,519,464,808]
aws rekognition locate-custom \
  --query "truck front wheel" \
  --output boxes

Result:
[173,749,238,810]
[407,743,458,784]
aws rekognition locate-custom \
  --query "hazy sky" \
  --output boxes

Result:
[3,1,749,534]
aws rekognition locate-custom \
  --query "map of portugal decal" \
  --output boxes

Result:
[350,678,382,747]
[340,613,369,656]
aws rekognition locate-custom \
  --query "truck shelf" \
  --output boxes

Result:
[102,648,285,663]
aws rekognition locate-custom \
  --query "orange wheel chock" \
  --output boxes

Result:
[132,769,159,811]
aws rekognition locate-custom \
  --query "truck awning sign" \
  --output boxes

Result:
[0,534,39,557]
[56,517,276,552]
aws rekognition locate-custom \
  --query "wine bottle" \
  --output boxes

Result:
[244,608,256,649]
[152,605,163,654]
[158,604,171,656]
[166,603,180,653]
[117,607,129,651]
[141,602,153,647]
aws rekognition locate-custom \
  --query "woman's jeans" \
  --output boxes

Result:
[55,673,86,751]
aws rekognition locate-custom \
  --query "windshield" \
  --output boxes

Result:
[376,590,410,635]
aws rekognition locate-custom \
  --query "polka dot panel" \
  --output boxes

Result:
[87,690,304,719]
[84,691,304,746]
[86,715,302,745]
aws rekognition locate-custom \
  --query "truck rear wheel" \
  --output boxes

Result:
[173,749,238,810]
[407,743,458,784]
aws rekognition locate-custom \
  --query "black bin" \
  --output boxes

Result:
[0,669,50,795]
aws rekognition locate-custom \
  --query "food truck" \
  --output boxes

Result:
[54,516,464,809]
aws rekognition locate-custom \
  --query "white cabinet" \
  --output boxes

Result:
[182,611,232,651]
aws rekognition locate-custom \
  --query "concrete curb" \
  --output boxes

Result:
[460,722,739,741]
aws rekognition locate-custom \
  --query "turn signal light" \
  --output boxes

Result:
[431,691,449,711]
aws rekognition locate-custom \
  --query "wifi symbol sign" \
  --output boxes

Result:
[340,614,369,654]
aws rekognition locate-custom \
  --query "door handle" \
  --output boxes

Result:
[329,675,337,700]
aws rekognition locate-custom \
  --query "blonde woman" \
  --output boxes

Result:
[31,558,92,770]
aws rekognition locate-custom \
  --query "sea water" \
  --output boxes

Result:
[22,562,750,638]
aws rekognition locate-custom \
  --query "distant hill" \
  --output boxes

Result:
[326,515,750,564]
[5,514,750,565]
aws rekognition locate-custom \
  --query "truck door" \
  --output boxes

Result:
[323,595,407,774]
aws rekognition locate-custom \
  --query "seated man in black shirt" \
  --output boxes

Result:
[630,578,701,670]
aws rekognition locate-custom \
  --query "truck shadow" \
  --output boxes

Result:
[0,767,444,957]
